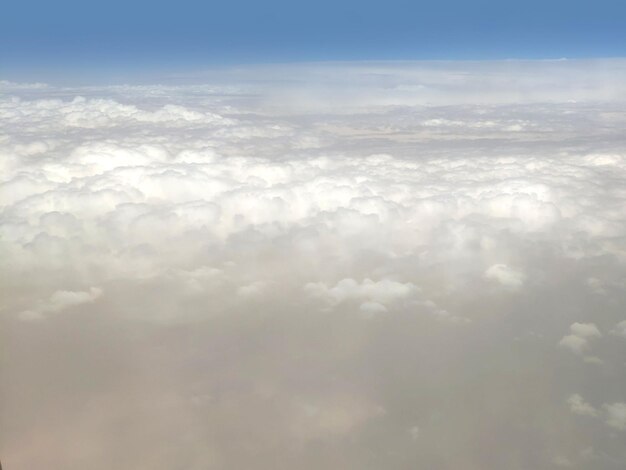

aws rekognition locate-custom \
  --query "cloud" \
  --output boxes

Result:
[610,320,626,338]
[567,394,626,433]
[603,403,626,431]
[237,281,270,298]
[305,278,418,305]
[484,264,526,289]
[558,323,602,355]
[18,287,103,321]
[2,61,626,469]
[567,394,598,417]
[0,96,230,131]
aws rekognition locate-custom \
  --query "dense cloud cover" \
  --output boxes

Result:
[1,60,626,469]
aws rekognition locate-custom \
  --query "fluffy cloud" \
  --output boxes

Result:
[484,264,526,289]
[305,278,418,311]
[567,394,598,417]
[559,323,602,355]
[603,403,626,431]
[18,287,103,321]
[0,96,230,130]
[567,394,626,432]
[2,61,626,469]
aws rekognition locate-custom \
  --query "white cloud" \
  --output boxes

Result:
[0,96,231,131]
[570,322,602,338]
[566,394,626,433]
[559,323,602,355]
[567,394,598,417]
[484,264,526,289]
[603,403,626,431]
[47,287,103,311]
[237,281,270,298]
[558,335,588,354]
[2,61,626,469]
[19,287,103,321]
[305,278,418,310]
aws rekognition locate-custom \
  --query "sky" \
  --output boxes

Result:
[2,0,626,76]
[2,2,626,470]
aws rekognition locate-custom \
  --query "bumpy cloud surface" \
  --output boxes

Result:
[1,61,626,469]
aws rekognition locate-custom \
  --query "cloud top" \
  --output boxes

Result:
[2,62,626,469]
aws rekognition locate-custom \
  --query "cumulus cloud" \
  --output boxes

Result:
[0,96,230,130]
[18,287,103,321]
[484,264,526,289]
[305,278,418,310]
[2,61,626,469]
[603,403,626,431]
[567,394,598,417]
[559,323,602,355]
[567,394,626,433]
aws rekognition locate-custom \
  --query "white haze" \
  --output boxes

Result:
[1,60,626,469]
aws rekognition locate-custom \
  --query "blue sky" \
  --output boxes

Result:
[2,0,626,74]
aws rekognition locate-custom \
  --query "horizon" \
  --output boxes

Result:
[4,56,626,87]
[3,0,626,77]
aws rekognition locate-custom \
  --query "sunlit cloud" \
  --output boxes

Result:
[2,60,626,469]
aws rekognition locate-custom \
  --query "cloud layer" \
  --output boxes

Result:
[1,60,626,469]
